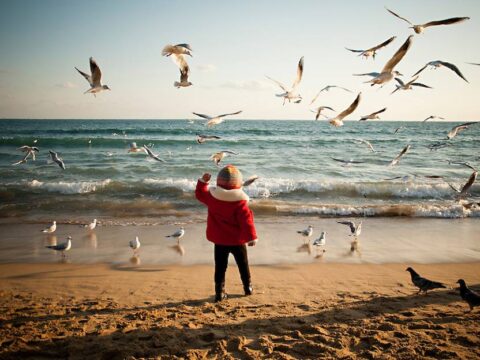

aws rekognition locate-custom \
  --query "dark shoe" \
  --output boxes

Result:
[215,283,227,303]
[244,284,253,296]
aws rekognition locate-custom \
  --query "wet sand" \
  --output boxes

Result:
[0,262,479,359]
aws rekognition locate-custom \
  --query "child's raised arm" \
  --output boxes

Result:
[195,173,211,205]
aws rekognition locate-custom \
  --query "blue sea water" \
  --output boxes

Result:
[0,119,478,223]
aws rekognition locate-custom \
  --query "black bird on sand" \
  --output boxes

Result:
[406,267,446,294]
[457,279,480,312]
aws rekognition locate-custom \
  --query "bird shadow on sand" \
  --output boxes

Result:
[2,285,479,359]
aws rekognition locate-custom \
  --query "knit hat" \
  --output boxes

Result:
[216,164,243,190]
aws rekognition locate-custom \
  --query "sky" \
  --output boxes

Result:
[0,0,479,120]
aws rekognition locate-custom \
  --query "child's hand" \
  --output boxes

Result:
[201,173,211,183]
[247,239,258,247]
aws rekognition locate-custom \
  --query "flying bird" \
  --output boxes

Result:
[386,8,470,34]
[329,93,361,127]
[363,35,413,86]
[467,62,480,66]
[243,175,259,187]
[41,221,57,234]
[331,157,364,166]
[49,150,65,170]
[46,236,72,257]
[448,170,477,200]
[128,142,146,153]
[446,122,478,140]
[129,236,141,255]
[337,221,362,238]
[297,225,313,243]
[345,36,396,60]
[359,107,387,121]
[310,86,351,105]
[312,106,335,120]
[405,267,446,294]
[193,111,242,127]
[391,76,432,94]
[394,126,405,134]
[423,115,445,122]
[412,61,468,83]
[166,227,185,243]
[196,134,221,144]
[266,56,304,105]
[355,139,375,152]
[162,44,193,88]
[210,150,238,166]
[389,144,410,167]
[457,279,480,312]
[75,57,110,96]
[143,145,166,162]
[12,146,39,165]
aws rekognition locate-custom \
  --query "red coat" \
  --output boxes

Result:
[195,180,257,246]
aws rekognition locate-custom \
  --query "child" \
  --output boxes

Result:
[195,164,258,302]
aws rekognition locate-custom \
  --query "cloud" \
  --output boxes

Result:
[220,79,272,91]
[196,64,216,73]
[55,82,78,89]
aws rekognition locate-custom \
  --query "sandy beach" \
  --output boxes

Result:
[1,260,479,359]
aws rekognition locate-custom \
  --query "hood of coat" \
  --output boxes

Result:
[210,186,249,202]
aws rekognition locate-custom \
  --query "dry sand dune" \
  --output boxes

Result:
[1,262,479,359]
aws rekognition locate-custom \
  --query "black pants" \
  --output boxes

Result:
[214,244,251,286]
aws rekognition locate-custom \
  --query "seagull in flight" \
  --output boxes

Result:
[193,111,242,127]
[389,144,410,167]
[143,145,166,162]
[337,221,362,238]
[12,146,39,165]
[310,86,352,105]
[210,150,238,166]
[46,236,72,257]
[359,108,387,121]
[448,171,478,200]
[391,76,432,94]
[128,142,146,153]
[394,126,405,134]
[266,56,304,105]
[311,106,335,120]
[75,57,110,97]
[363,35,413,86]
[447,122,478,140]
[386,8,470,34]
[328,93,361,127]
[412,60,468,83]
[355,139,375,152]
[162,44,193,88]
[423,115,445,123]
[49,150,65,170]
[345,36,396,60]
[196,134,221,144]
[331,157,364,167]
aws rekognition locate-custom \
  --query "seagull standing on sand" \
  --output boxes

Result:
[391,76,432,95]
[46,236,72,257]
[75,57,110,97]
[210,150,238,166]
[266,56,304,105]
[423,115,445,123]
[412,61,468,83]
[143,145,166,162]
[196,134,221,144]
[389,145,410,167]
[193,111,242,127]
[42,221,57,234]
[457,279,480,312]
[359,108,387,121]
[166,227,185,244]
[386,8,470,34]
[129,236,141,255]
[359,35,413,87]
[49,150,65,170]
[447,122,478,140]
[337,221,362,238]
[405,267,446,294]
[345,36,396,60]
[312,231,326,247]
[162,44,193,88]
[328,93,361,127]
[297,225,313,244]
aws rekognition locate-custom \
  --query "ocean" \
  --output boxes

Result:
[0,119,478,225]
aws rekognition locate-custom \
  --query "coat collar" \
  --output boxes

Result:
[210,186,249,202]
